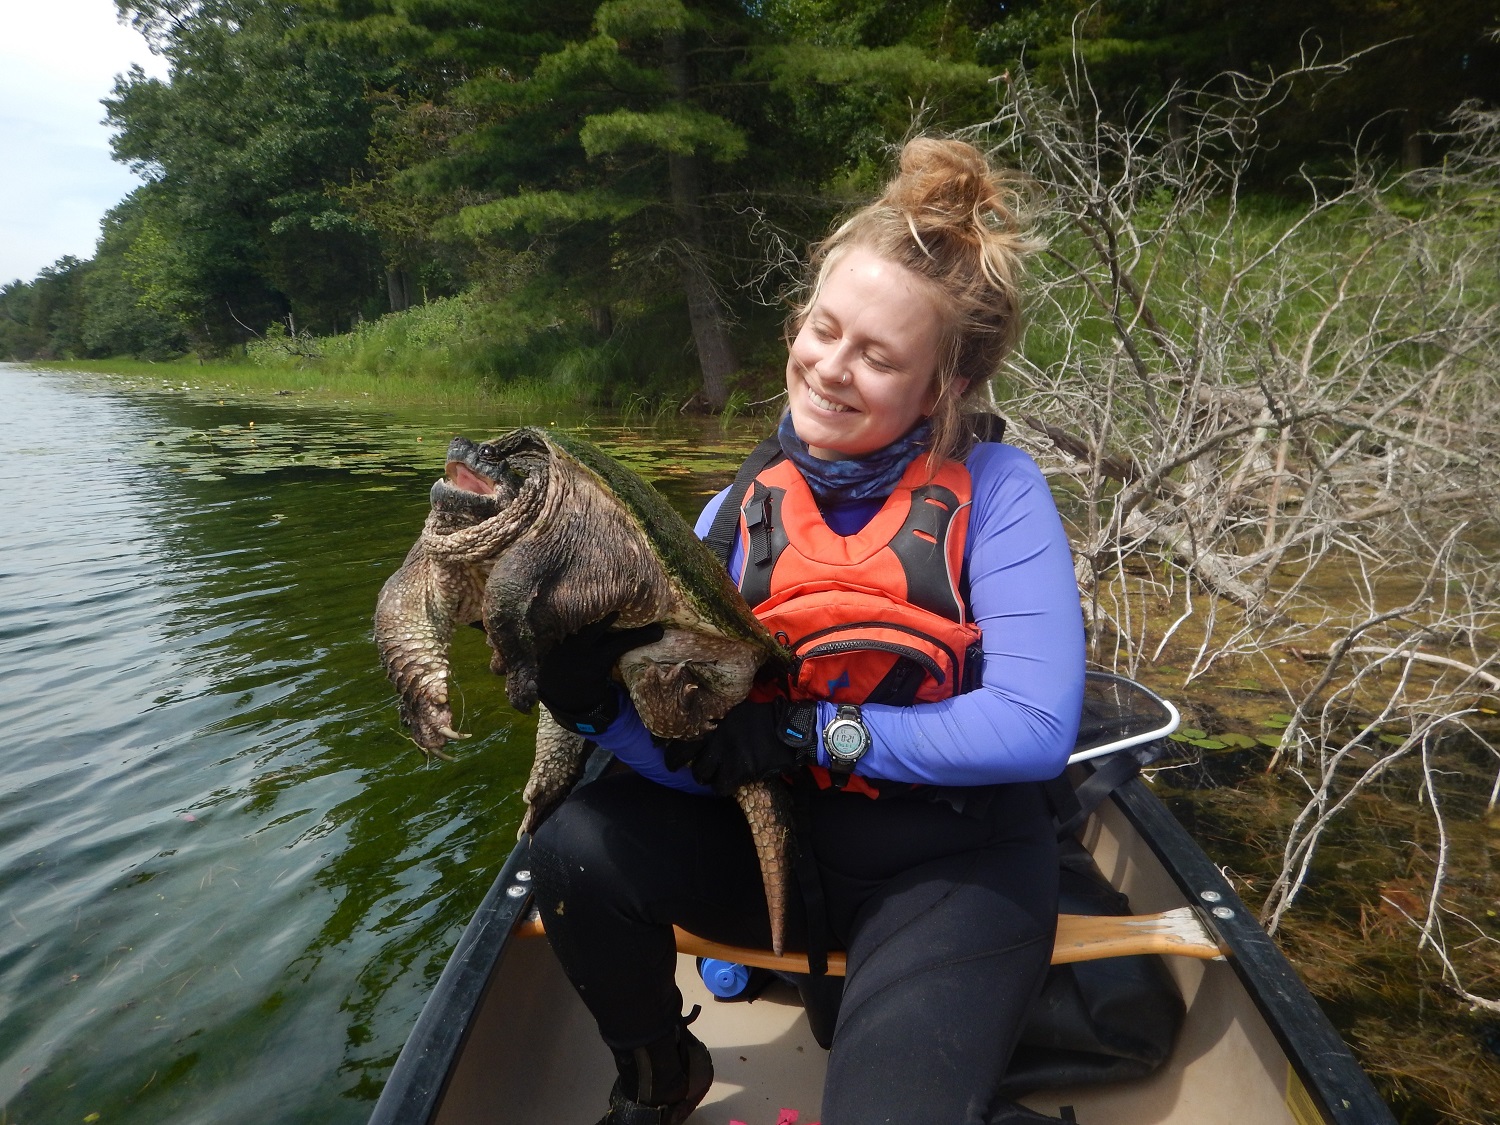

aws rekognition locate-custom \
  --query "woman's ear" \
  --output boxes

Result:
[925,376,969,417]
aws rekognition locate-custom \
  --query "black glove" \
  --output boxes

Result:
[536,613,664,735]
[667,697,819,797]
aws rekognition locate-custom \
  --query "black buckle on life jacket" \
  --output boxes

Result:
[703,433,783,570]
[743,483,777,568]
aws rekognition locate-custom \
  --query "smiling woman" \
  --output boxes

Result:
[783,136,1041,469]
[525,137,1087,1125]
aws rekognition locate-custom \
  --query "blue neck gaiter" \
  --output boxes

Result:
[776,412,933,506]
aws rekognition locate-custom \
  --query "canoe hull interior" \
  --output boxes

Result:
[434,938,828,1123]
[414,781,1378,1125]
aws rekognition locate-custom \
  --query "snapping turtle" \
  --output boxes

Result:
[373,428,797,951]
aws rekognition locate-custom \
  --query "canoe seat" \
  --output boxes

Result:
[516,907,1224,973]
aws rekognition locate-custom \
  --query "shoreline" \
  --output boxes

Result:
[23,357,588,413]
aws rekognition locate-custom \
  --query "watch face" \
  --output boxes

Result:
[827,719,868,759]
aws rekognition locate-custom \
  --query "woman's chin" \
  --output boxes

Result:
[793,420,854,458]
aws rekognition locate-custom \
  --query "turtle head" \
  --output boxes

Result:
[431,431,551,520]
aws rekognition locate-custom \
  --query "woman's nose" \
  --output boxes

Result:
[813,343,852,385]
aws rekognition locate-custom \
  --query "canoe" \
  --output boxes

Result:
[368,675,1395,1125]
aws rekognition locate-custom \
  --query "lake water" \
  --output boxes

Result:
[0,364,755,1123]
[3,363,1483,1123]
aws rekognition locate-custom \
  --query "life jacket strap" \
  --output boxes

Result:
[789,770,831,977]
[745,484,778,569]
[1046,741,1169,840]
[704,433,783,569]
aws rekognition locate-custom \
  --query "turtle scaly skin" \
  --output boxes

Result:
[374,428,797,952]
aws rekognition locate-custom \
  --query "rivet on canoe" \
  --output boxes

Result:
[515,869,532,882]
[1211,906,1234,920]
[506,884,528,899]
[1199,890,1223,903]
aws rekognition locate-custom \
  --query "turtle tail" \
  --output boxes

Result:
[732,779,796,956]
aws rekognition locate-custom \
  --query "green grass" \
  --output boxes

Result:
[33,279,798,415]
[33,291,699,413]
[31,355,585,413]
[1018,190,1499,408]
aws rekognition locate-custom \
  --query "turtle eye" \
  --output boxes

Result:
[478,444,497,459]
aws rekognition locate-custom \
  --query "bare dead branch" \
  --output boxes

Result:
[958,46,1500,1019]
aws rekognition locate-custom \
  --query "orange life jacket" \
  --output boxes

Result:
[737,454,983,705]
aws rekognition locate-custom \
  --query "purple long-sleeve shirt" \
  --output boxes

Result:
[586,441,1085,793]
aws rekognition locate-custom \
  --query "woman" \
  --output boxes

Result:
[530,137,1085,1125]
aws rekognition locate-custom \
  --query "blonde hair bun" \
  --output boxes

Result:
[886,137,1018,243]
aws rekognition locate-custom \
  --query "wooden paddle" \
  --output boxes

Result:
[515,906,1225,973]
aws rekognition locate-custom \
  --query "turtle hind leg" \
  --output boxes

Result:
[733,779,795,956]
[519,708,589,839]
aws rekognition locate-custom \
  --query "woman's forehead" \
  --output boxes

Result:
[812,248,943,340]
[816,243,943,305]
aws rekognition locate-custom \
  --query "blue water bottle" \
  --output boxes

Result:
[698,957,752,999]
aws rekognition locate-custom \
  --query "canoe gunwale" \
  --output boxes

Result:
[367,834,537,1125]
[1105,768,1396,1125]
[369,746,616,1125]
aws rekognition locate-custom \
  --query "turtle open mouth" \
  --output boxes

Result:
[446,460,499,495]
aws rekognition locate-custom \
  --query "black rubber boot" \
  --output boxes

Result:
[597,1018,714,1125]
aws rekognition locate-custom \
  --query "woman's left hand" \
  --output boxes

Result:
[666,698,819,796]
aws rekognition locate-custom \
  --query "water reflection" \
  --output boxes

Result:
[0,365,758,1123]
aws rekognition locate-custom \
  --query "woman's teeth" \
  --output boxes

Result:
[808,386,853,413]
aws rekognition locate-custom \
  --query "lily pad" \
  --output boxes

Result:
[1216,732,1258,749]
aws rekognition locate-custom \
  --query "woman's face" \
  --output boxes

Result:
[785,247,953,460]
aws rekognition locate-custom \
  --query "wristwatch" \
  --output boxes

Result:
[823,704,871,788]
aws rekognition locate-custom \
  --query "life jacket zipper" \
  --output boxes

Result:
[793,619,960,676]
[798,638,947,686]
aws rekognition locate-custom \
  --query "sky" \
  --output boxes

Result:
[0,0,170,287]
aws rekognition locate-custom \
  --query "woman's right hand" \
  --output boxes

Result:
[536,613,664,734]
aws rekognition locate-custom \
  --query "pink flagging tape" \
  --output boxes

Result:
[776,1111,799,1125]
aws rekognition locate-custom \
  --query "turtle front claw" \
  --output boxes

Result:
[399,696,465,760]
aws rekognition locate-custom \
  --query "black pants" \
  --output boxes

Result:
[530,770,1059,1125]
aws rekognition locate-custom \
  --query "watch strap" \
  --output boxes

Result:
[824,704,868,789]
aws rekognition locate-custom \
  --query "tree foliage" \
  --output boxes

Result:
[102,0,391,351]
[3,0,1495,401]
